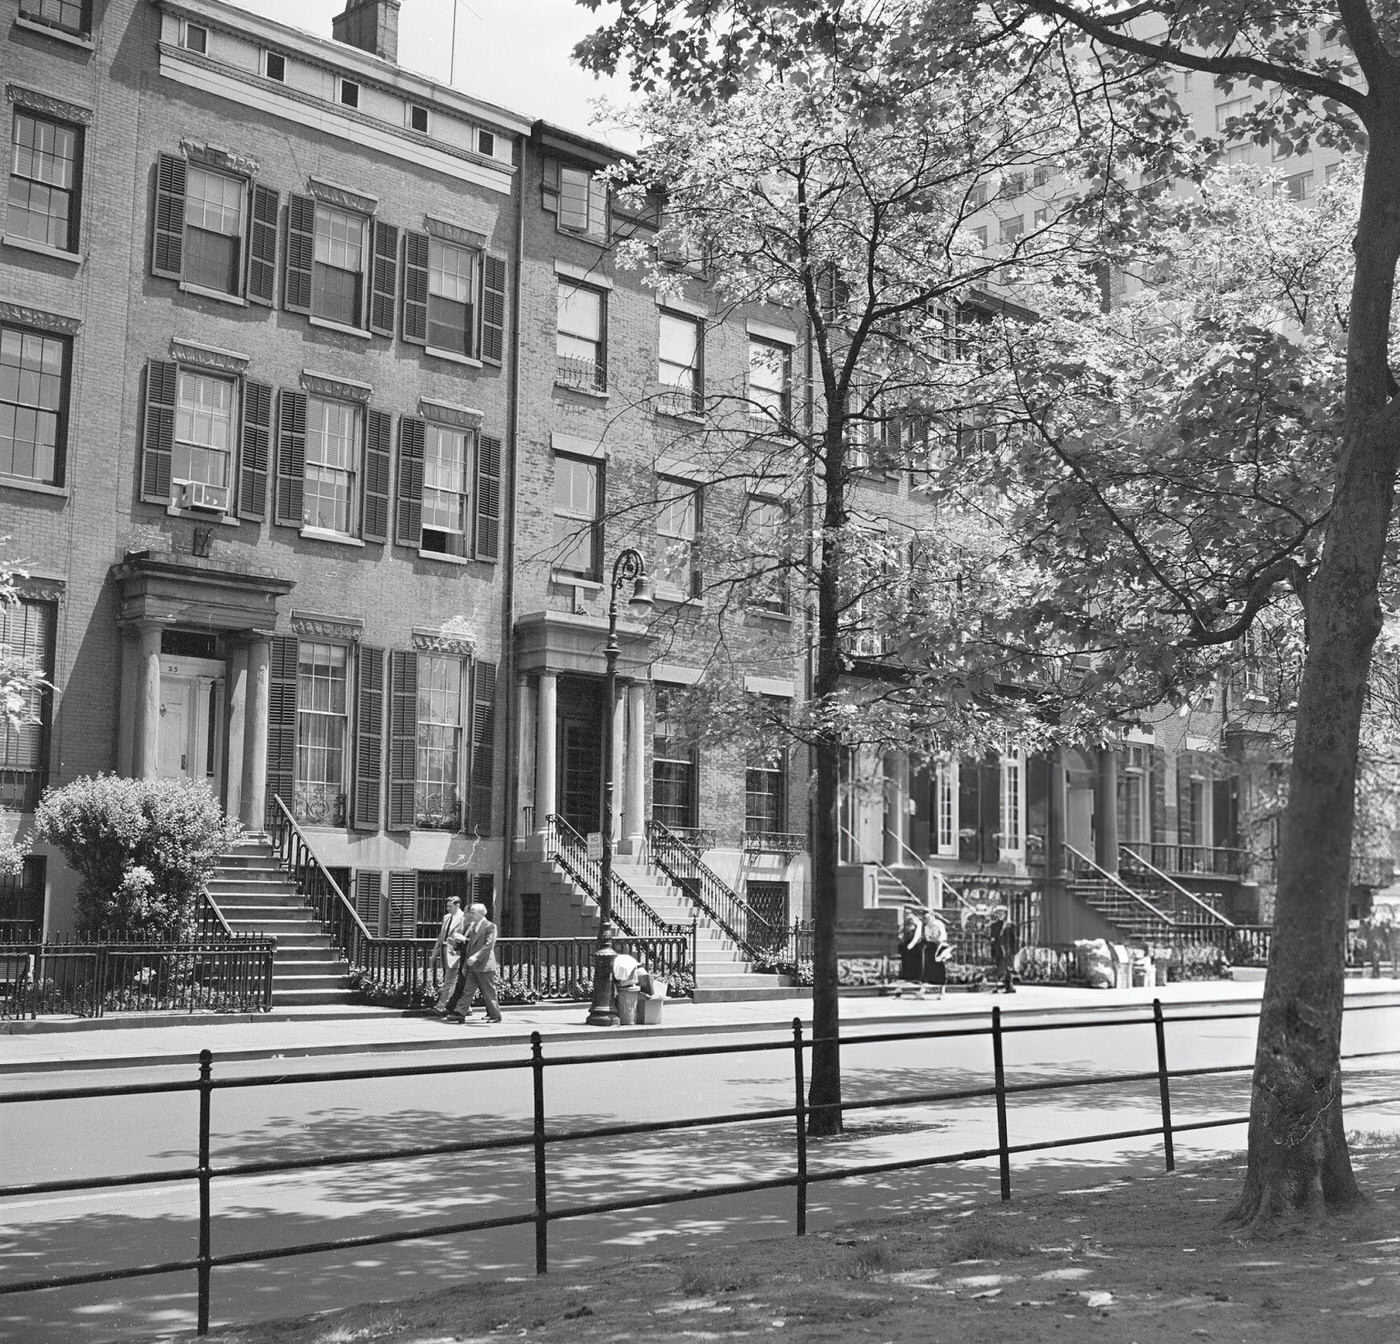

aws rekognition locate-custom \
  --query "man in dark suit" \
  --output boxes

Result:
[988,906,1019,994]
[445,902,502,1023]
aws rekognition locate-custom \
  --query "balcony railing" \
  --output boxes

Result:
[555,352,606,392]
[1116,843,1251,879]
[742,830,807,858]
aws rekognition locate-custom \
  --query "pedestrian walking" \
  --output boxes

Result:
[444,902,503,1023]
[988,905,1019,994]
[896,908,925,995]
[430,895,467,1016]
[922,910,951,1000]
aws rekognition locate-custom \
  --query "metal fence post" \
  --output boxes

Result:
[197,1048,213,1334]
[792,1018,807,1236]
[530,1032,548,1274]
[991,1005,1011,1201]
[1153,998,1175,1172]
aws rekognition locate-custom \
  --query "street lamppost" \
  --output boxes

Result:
[586,546,653,1026]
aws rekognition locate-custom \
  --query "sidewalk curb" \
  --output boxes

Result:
[8,984,1397,1074]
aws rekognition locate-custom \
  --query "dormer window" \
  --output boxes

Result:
[339,79,360,109]
[265,51,286,82]
[409,104,429,134]
[182,22,208,53]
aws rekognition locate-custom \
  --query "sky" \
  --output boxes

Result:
[226,0,639,140]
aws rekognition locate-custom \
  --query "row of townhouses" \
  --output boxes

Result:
[1,0,1388,975]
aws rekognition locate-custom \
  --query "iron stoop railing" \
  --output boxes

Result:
[544,813,690,941]
[647,818,786,957]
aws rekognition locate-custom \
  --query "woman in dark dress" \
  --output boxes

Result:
[897,909,924,993]
[922,912,950,1000]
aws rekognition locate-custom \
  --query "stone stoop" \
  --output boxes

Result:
[612,856,805,1003]
[207,839,355,1007]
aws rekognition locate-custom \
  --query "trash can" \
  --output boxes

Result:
[1131,956,1153,988]
[639,991,665,1025]
[617,985,641,1025]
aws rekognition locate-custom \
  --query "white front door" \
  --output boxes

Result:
[157,656,225,792]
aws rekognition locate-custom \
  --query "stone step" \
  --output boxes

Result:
[691,986,807,1002]
[270,986,360,1007]
[213,901,315,921]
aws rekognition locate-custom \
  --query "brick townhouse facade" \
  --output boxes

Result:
[2,0,1384,951]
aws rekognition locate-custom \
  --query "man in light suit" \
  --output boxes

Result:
[445,901,502,1023]
[430,895,468,1016]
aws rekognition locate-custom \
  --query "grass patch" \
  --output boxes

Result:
[847,1240,898,1279]
[942,1225,1031,1263]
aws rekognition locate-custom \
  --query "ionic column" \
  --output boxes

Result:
[535,672,557,833]
[224,641,249,820]
[241,637,271,831]
[609,681,627,843]
[516,673,536,835]
[1096,746,1120,874]
[132,621,163,779]
[623,680,647,853]
[116,625,139,776]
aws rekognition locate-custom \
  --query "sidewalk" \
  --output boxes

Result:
[5,975,1398,1073]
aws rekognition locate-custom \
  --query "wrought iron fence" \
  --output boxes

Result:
[0,936,275,1020]
[3,999,1396,1334]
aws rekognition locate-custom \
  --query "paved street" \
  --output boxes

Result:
[4,979,1399,1343]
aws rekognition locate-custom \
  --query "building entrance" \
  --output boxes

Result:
[156,655,225,794]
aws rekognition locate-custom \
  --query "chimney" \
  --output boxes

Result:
[332,0,401,65]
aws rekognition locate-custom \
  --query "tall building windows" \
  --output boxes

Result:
[421,423,470,558]
[556,279,606,391]
[658,310,702,414]
[747,336,791,425]
[427,238,476,356]
[746,496,790,614]
[656,476,701,597]
[8,110,82,252]
[182,167,244,294]
[1117,745,1149,846]
[745,735,788,837]
[416,653,463,830]
[19,1,91,36]
[555,164,607,236]
[0,599,54,813]
[312,203,366,327]
[0,322,69,486]
[304,395,360,534]
[652,688,697,831]
[552,453,601,578]
[295,642,348,826]
[173,369,234,492]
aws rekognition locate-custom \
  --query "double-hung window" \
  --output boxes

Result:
[0,598,54,813]
[416,654,464,830]
[652,688,697,831]
[8,109,83,253]
[173,369,234,494]
[294,641,349,826]
[421,423,470,557]
[745,708,788,838]
[748,337,791,426]
[152,152,278,302]
[19,1,91,36]
[312,204,365,327]
[401,226,507,364]
[1,321,69,487]
[303,395,361,534]
[552,453,601,579]
[658,310,702,415]
[553,163,607,237]
[556,280,606,391]
[747,496,790,614]
[656,475,701,598]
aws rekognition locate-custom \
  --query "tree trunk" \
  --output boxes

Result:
[807,422,849,1137]
[1230,124,1400,1228]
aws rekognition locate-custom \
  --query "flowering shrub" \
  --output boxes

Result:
[35,775,242,941]
[347,968,436,1010]
[666,968,696,998]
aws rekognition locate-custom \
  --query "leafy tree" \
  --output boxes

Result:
[35,775,242,940]
[593,16,1106,1133]
[578,0,1400,1217]
[1,547,49,881]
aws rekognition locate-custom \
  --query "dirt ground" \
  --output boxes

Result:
[187,1141,1400,1344]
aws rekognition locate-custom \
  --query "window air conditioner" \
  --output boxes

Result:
[177,480,229,514]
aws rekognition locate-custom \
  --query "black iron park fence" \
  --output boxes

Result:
[3,999,1398,1334]
[0,936,275,1020]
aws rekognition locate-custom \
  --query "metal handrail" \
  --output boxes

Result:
[544,814,689,940]
[1064,843,1176,926]
[197,890,234,937]
[647,819,785,958]
[267,794,376,965]
[1119,845,1235,927]
[841,824,925,910]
